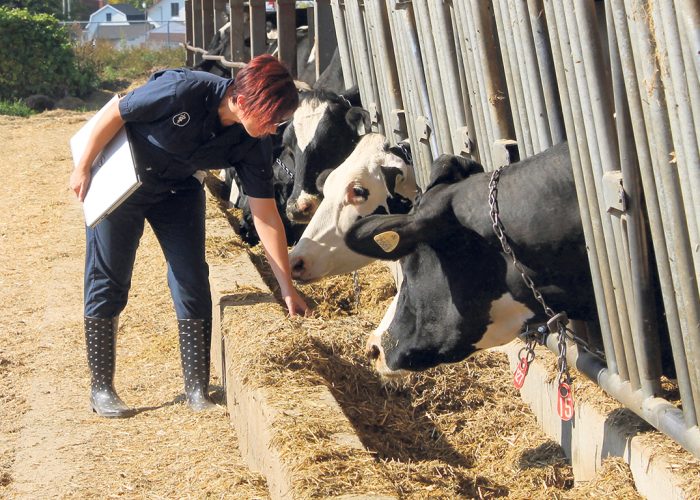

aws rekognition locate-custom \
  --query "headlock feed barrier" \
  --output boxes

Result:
[183,1,700,459]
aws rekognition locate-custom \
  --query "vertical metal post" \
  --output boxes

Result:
[314,0,337,79]
[492,0,526,159]
[674,0,700,141]
[452,0,489,164]
[213,0,227,31]
[192,0,204,64]
[513,0,551,150]
[571,0,645,392]
[185,0,194,66]
[330,0,357,89]
[547,0,625,379]
[202,0,214,52]
[655,1,700,282]
[276,0,297,76]
[249,0,267,57]
[622,0,700,419]
[526,0,565,144]
[229,0,246,74]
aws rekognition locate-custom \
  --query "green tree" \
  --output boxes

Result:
[0,7,99,99]
[0,0,62,17]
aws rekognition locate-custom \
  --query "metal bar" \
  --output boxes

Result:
[526,0,565,144]
[547,0,623,379]
[447,1,479,159]
[276,0,297,76]
[330,0,357,89]
[609,0,697,428]
[426,0,469,155]
[674,0,700,148]
[389,1,436,187]
[544,335,700,460]
[191,0,204,64]
[213,0,227,31]
[411,0,451,153]
[506,0,540,154]
[362,0,388,135]
[345,0,381,130]
[452,0,489,164]
[249,0,267,57]
[185,0,194,66]
[366,0,403,141]
[464,1,496,167]
[622,0,700,420]
[202,0,215,56]
[513,0,551,150]
[315,0,338,80]
[472,1,514,161]
[571,0,643,392]
[605,0,669,400]
[492,0,525,159]
[656,1,700,283]
[228,0,246,74]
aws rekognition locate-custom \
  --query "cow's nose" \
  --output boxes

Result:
[367,344,381,361]
[290,256,305,278]
[297,200,313,215]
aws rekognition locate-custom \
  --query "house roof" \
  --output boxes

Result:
[111,4,144,16]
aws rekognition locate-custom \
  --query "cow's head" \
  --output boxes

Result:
[289,133,417,282]
[344,154,540,378]
[284,89,370,224]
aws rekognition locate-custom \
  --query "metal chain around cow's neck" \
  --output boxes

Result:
[276,157,294,180]
[488,166,571,383]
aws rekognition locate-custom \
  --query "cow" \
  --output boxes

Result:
[343,142,601,378]
[228,87,367,246]
[284,88,370,224]
[289,132,416,281]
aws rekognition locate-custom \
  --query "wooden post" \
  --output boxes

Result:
[249,0,267,57]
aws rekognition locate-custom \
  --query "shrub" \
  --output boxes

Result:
[0,99,35,117]
[0,7,99,99]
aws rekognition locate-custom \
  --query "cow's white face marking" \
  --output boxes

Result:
[293,98,329,152]
[474,293,535,350]
[367,294,407,379]
[289,133,417,281]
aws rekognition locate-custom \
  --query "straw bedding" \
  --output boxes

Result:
[202,173,700,498]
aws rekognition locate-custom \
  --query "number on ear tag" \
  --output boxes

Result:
[513,357,529,390]
[557,382,574,421]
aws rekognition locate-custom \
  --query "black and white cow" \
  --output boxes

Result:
[289,133,416,281]
[344,142,599,378]
[284,88,370,224]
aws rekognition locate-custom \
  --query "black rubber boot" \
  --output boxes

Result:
[178,318,216,411]
[84,316,134,418]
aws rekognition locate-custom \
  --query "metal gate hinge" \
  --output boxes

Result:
[602,170,626,215]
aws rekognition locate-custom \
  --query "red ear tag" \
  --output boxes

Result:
[557,381,574,421]
[513,357,529,389]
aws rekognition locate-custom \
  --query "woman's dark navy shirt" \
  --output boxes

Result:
[118,68,274,198]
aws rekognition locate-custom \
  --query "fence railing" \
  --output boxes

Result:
[330,0,700,459]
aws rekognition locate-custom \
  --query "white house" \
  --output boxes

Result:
[146,0,185,28]
[84,4,148,43]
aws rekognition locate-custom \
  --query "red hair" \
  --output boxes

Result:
[231,54,299,126]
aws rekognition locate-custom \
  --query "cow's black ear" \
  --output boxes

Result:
[346,107,371,136]
[388,142,412,165]
[345,214,417,261]
[316,168,333,194]
[340,85,362,107]
[426,154,484,190]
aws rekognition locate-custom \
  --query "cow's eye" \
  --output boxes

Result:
[353,186,369,199]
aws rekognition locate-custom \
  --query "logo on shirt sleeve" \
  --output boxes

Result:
[172,112,190,127]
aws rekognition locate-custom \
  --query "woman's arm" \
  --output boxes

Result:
[248,196,310,317]
[69,98,126,201]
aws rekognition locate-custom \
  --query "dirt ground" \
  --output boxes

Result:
[0,98,697,499]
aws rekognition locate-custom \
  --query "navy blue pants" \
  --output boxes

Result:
[84,179,212,320]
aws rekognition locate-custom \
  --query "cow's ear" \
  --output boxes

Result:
[388,142,412,165]
[426,154,484,190]
[316,168,333,194]
[345,214,417,260]
[346,107,371,136]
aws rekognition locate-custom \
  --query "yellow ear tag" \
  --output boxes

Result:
[373,231,400,253]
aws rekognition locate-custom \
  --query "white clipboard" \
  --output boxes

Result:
[70,95,142,228]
